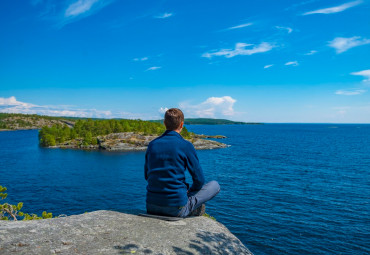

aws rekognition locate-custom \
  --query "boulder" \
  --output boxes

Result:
[0,210,252,255]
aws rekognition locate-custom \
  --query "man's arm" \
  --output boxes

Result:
[186,143,205,192]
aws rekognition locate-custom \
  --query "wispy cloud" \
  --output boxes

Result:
[202,42,274,58]
[303,0,363,15]
[133,57,148,61]
[275,26,293,33]
[226,23,253,30]
[328,36,370,53]
[351,69,370,82]
[154,12,173,19]
[285,0,320,11]
[335,89,366,95]
[305,50,318,55]
[56,0,115,27]
[0,96,113,118]
[65,0,99,17]
[180,96,237,118]
[146,66,161,71]
[285,61,299,66]
[0,96,35,107]
[264,64,273,69]
[158,107,168,114]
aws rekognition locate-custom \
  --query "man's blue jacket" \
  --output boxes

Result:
[145,130,205,207]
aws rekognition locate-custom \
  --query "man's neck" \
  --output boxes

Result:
[167,129,182,134]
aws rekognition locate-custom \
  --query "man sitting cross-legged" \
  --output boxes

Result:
[145,108,220,217]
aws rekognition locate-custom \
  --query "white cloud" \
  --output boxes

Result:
[264,64,273,69]
[329,36,370,53]
[146,66,161,71]
[158,107,168,114]
[0,96,35,107]
[333,106,350,116]
[305,50,318,55]
[303,0,363,15]
[335,89,366,95]
[180,96,237,118]
[0,96,114,118]
[275,26,293,33]
[285,0,320,11]
[65,0,100,17]
[285,61,299,66]
[202,42,274,58]
[154,13,173,19]
[0,96,169,120]
[59,0,115,27]
[227,23,253,30]
[133,57,148,61]
[351,69,370,82]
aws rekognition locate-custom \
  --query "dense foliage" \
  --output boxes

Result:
[39,118,194,146]
[0,185,53,221]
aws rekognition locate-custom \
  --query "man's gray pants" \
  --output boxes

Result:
[146,180,220,217]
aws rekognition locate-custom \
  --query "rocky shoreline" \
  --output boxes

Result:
[52,132,229,151]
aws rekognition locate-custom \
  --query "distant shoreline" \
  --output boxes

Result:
[151,118,263,125]
[2,123,370,133]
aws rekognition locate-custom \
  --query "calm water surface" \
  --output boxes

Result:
[0,124,369,254]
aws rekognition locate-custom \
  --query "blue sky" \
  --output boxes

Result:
[1,0,370,123]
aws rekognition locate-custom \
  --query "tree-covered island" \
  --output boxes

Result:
[0,113,228,150]
[39,118,228,151]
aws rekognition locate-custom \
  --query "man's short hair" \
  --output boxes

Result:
[164,108,184,131]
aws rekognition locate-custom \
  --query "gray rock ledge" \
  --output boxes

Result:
[0,210,252,255]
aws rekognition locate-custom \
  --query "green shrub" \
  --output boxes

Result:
[203,213,216,221]
[0,185,53,221]
[40,134,56,146]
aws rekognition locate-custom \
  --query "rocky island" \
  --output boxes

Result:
[0,113,229,151]
[37,118,228,151]
[0,210,252,254]
[57,132,228,151]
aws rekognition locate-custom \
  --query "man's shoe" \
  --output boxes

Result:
[190,204,205,216]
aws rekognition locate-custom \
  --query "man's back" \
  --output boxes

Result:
[145,130,205,207]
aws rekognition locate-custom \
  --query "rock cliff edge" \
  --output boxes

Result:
[0,210,252,255]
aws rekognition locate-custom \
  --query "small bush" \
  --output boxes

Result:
[0,185,53,221]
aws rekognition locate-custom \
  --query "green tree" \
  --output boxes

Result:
[91,137,98,145]
[40,134,56,146]
[1,185,53,221]
[181,126,191,139]
[70,129,77,139]
[83,131,93,145]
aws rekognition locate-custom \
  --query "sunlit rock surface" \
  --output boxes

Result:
[57,132,229,151]
[0,210,252,255]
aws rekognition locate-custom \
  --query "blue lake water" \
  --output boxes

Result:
[0,125,369,254]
